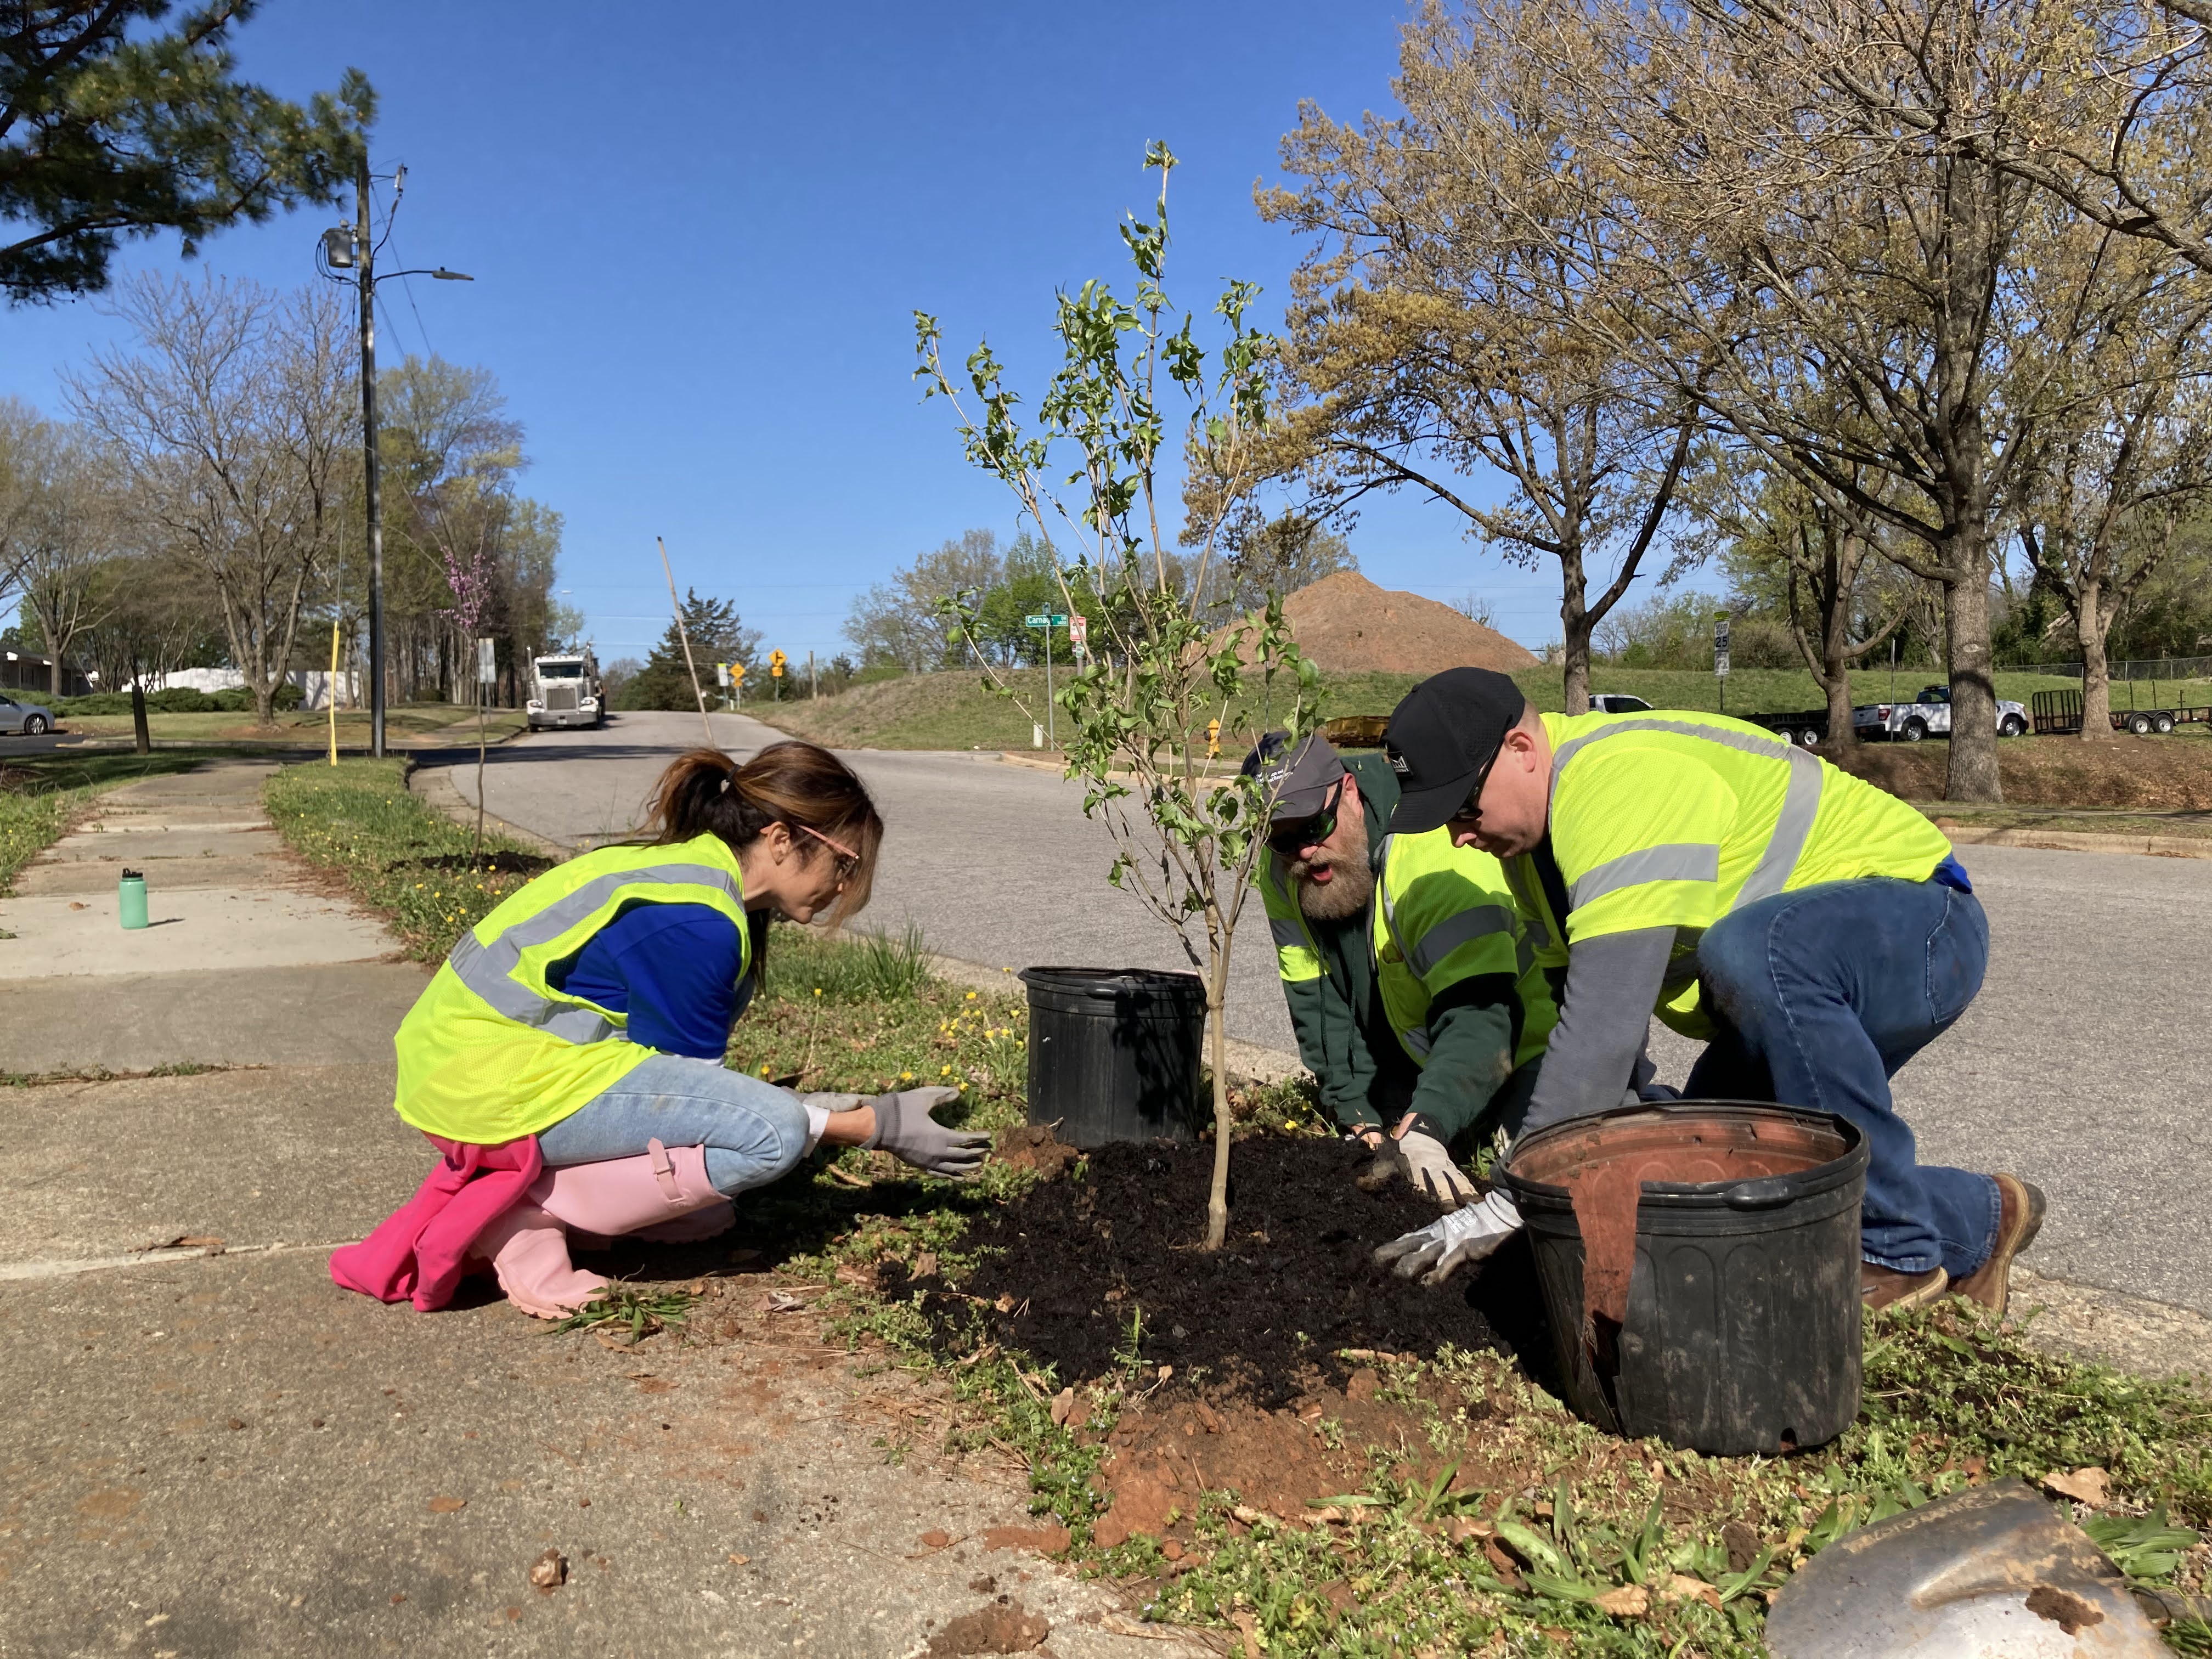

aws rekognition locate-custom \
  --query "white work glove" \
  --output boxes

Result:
[1373,1190,1524,1286]
[1392,1127,1479,1207]
[863,1086,991,1180]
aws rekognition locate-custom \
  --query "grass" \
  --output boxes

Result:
[0,751,211,893]
[61,702,531,748]
[1927,805,2212,841]
[759,664,2212,754]
[267,757,2212,1654]
[263,758,552,960]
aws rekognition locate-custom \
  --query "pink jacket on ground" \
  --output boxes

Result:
[329,1135,544,1312]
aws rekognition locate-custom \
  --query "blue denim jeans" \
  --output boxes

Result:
[536,1052,810,1197]
[1685,877,2001,1279]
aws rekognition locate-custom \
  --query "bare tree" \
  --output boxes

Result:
[1254,0,1703,712]
[8,422,121,696]
[1691,456,1908,755]
[2011,236,2212,735]
[67,273,353,724]
[1558,0,2181,800]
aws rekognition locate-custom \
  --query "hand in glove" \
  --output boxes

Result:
[1392,1121,1479,1207]
[1373,1190,1523,1285]
[863,1086,990,1180]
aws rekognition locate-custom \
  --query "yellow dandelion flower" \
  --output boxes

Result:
[940,1065,952,1076]
[900,1070,913,1081]
[966,991,977,1000]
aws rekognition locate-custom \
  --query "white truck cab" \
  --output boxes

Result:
[526,650,603,730]
[1853,684,2029,742]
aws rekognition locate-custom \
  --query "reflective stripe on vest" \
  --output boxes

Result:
[1260,853,1323,983]
[1374,832,1554,1070]
[444,858,744,1044]
[1550,718,1825,917]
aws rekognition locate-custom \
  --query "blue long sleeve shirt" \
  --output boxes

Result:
[552,901,752,1059]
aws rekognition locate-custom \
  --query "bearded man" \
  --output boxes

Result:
[1245,731,1558,1205]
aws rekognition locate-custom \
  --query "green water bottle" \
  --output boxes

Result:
[119,867,148,930]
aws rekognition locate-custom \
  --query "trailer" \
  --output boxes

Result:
[2030,688,2212,737]
[1742,709,1831,748]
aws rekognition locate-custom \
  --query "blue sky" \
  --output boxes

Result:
[1,0,1578,665]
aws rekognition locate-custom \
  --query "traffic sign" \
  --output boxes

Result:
[769,648,787,678]
[1023,613,1069,628]
[1068,614,1088,648]
[476,638,496,685]
[1714,651,1731,679]
[715,662,730,687]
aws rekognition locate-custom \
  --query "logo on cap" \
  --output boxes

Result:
[1384,745,1411,776]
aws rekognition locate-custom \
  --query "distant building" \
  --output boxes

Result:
[0,652,94,697]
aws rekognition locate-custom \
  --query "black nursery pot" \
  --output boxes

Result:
[1502,1101,1870,1457]
[1017,967,1205,1147]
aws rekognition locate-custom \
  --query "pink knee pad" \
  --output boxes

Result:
[533,1139,736,1245]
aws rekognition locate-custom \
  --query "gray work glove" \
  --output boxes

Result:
[863,1086,990,1180]
[1392,1127,1479,1207]
[1373,1190,1524,1286]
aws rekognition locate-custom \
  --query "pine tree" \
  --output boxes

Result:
[618,589,760,711]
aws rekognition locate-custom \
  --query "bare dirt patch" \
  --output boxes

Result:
[1221,571,1537,675]
[1845,732,2212,810]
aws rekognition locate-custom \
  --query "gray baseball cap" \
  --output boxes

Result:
[1241,730,1346,821]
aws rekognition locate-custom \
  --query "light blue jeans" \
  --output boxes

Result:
[537,1052,810,1197]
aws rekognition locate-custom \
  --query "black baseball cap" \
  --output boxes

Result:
[1383,668,1529,836]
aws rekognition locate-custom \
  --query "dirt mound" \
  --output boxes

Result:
[1227,571,1537,675]
[1846,731,2212,809]
[902,1135,1547,1408]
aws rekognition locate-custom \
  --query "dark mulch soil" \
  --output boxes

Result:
[901,1135,1550,1409]
[399,849,556,876]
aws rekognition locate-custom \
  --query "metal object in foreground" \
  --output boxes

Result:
[1765,1478,2166,1658]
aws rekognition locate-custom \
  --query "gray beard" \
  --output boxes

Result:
[1294,839,1375,923]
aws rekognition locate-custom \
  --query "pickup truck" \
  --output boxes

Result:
[1853,685,2029,742]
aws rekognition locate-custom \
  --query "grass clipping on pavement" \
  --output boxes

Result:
[262,755,2212,1657]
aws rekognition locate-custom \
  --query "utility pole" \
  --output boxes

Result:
[808,650,816,701]
[319,160,471,760]
[355,158,386,759]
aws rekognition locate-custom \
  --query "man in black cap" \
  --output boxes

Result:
[1245,729,1555,1206]
[1372,668,2043,1314]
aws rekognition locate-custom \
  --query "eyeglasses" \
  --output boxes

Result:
[1267,777,1347,857]
[1449,749,1503,826]
[798,823,860,882]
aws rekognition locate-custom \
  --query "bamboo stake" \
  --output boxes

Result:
[656,535,716,746]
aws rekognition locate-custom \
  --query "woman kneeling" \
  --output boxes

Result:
[333,742,986,1316]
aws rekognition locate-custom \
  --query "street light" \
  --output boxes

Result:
[316,159,474,759]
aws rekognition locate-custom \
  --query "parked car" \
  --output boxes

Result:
[1589,693,1655,715]
[0,693,57,735]
[1853,685,2029,742]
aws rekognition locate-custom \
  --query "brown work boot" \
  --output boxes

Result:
[1949,1174,2047,1316]
[1862,1263,1948,1311]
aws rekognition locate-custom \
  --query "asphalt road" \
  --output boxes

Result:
[442,710,2212,1316]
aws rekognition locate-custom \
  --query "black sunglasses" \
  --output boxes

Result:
[1267,776,1347,856]
[1448,747,1505,825]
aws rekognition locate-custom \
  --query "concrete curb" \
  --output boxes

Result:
[1936,822,2212,859]
[408,759,569,858]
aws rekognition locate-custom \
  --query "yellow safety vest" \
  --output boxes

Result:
[1259,852,1325,989]
[1530,710,1953,1036]
[392,833,752,1143]
[1372,829,1558,1072]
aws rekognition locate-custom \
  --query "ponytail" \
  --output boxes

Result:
[641,742,883,933]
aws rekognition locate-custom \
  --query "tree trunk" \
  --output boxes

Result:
[1558,543,1592,714]
[2076,582,2114,740]
[1203,951,1234,1252]
[1941,551,2002,803]
[129,657,149,755]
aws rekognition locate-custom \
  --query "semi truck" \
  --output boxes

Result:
[526,650,603,730]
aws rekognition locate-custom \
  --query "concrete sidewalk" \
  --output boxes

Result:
[0,760,1194,1658]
